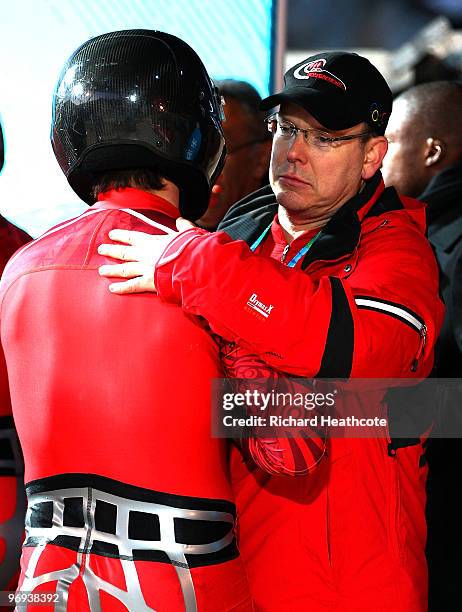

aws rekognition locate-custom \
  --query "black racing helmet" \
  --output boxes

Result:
[0,118,4,173]
[51,29,226,219]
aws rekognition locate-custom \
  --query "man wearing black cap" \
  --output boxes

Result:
[99,52,443,610]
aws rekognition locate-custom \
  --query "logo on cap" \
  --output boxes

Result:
[369,102,389,128]
[293,59,346,91]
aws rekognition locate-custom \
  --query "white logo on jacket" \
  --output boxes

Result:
[247,293,274,318]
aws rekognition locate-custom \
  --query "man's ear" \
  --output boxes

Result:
[424,137,444,167]
[361,136,388,180]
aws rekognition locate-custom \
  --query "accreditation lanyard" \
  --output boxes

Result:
[250,222,322,268]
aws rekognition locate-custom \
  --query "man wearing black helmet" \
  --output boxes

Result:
[98,52,444,610]
[0,30,253,611]
[0,117,30,594]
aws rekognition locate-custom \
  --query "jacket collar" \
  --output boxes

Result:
[94,187,180,219]
[219,171,402,269]
[420,160,462,222]
[301,172,384,268]
[419,161,462,252]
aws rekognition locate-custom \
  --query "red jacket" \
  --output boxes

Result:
[153,173,444,610]
[0,189,230,499]
[0,189,253,611]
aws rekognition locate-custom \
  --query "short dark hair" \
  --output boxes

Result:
[91,168,166,199]
[216,79,262,113]
[215,79,271,142]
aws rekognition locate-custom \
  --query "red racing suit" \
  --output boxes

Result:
[0,214,30,593]
[0,189,253,611]
[152,173,444,611]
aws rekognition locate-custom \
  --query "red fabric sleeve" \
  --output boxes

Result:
[156,230,330,376]
[155,224,444,379]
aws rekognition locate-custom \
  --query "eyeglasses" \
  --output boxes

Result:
[266,114,372,149]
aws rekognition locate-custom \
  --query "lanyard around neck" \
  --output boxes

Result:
[250,222,322,268]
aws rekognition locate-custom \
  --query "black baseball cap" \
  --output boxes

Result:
[261,52,392,135]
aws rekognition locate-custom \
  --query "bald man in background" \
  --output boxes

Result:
[199,80,272,230]
[382,81,462,375]
[382,80,462,610]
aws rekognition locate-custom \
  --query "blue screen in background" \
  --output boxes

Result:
[0,0,275,236]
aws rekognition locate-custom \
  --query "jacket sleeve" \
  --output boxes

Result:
[154,223,444,379]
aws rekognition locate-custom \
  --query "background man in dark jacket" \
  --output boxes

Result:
[382,80,462,376]
[382,80,462,611]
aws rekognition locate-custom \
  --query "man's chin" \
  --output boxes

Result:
[275,190,311,212]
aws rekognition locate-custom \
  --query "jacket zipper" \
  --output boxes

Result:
[411,324,427,372]
[280,244,290,263]
[354,298,427,372]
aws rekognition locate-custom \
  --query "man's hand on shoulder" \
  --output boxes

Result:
[98,218,196,294]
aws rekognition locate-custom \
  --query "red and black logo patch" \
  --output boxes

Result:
[293,59,346,91]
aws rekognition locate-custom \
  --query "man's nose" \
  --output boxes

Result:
[286,132,308,164]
